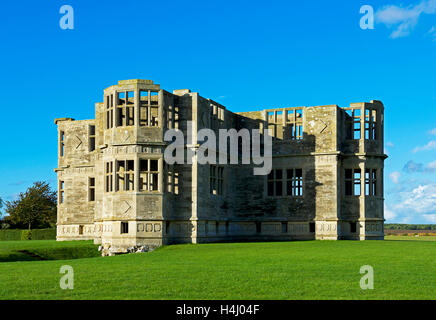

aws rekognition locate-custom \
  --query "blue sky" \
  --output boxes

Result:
[0,0,435,223]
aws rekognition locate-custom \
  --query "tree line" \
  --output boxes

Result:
[385,224,436,230]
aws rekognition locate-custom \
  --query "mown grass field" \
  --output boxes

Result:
[0,237,435,300]
[0,240,101,262]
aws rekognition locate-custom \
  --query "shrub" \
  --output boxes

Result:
[21,230,32,240]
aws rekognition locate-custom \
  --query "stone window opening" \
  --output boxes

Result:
[167,166,172,193]
[210,165,224,195]
[139,159,159,192]
[345,168,361,196]
[364,109,377,140]
[59,131,65,157]
[88,177,95,202]
[215,221,219,234]
[118,91,126,104]
[167,104,179,130]
[289,124,303,140]
[281,222,288,233]
[285,109,303,140]
[210,103,225,131]
[139,90,149,126]
[79,225,84,235]
[116,91,135,127]
[266,108,303,141]
[286,169,303,196]
[116,160,135,191]
[365,169,377,196]
[166,164,180,195]
[139,90,159,127]
[266,111,282,140]
[309,222,315,233]
[371,110,377,139]
[218,106,224,122]
[350,222,357,233]
[121,222,129,234]
[105,162,114,192]
[267,168,303,197]
[345,109,361,140]
[59,180,65,204]
[256,222,262,234]
[267,169,283,196]
[88,125,96,152]
[105,94,114,129]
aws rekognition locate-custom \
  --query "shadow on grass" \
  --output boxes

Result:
[0,245,101,263]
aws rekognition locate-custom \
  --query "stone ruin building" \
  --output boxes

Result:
[55,79,386,255]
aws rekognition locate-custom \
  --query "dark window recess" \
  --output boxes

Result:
[350,222,357,233]
[286,168,303,196]
[140,159,159,192]
[89,177,95,201]
[59,181,65,204]
[267,169,283,196]
[60,131,65,157]
[345,169,361,196]
[309,222,315,233]
[365,169,378,196]
[256,222,262,233]
[166,221,170,234]
[116,160,135,191]
[116,91,134,127]
[281,222,288,233]
[268,168,303,197]
[89,125,96,152]
[106,94,114,129]
[345,169,353,196]
[79,225,84,235]
[105,162,114,192]
[121,222,129,234]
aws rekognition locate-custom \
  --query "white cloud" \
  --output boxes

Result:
[386,141,395,147]
[402,160,436,173]
[423,214,436,222]
[375,0,436,38]
[400,216,413,223]
[413,140,436,153]
[426,160,436,172]
[384,204,397,220]
[394,184,436,214]
[403,160,423,172]
[389,171,401,184]
[428,26,436,40]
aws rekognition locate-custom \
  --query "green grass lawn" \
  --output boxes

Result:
[385,235,436,241]
[0,238,435,300]
[0,240,101,262]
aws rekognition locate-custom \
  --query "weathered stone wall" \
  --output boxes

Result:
[55,118,96,241]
